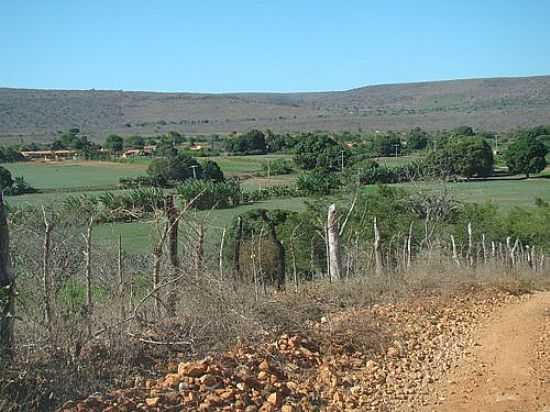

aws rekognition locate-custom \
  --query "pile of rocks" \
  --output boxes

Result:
[61,288,516,411]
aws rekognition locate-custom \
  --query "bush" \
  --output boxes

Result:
[147,153,202,186]
[425,137,494,178]
[4,176,36,195]
[177,179,241,209]
[294,134,348,171]
[201,160,225,182]
[505,134,548,177]
[296,169,340,195]
[258,159,293,176]
[118,176,156,189]
[224,130,267,155]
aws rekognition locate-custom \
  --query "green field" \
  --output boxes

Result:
[393,178,550,209]
[2,161,147,190]
[4,156,550,255]
[208,154,292,175]
[93,197,308,255]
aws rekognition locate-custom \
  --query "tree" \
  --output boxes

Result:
[155,140,178,157]
[296,169,340,195]
[452,126,475,136]
[505,135,548,177]
[0,168,13,191]
[426,137,494,178]
[147,153,202,185]
[104,135,124,153]
[201,160,224,182]
[294,134,347,171]
[224,129,267,155]
[406,127,430,150]
[372,133,401,156]
[125,135,145,149]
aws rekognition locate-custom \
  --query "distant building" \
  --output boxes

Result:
[21,150,78,161]
[121,145,156,158]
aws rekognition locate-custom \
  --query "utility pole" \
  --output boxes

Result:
[393,143,400,158]
[341,150,345,172]
[190,165,199,179]
[494,135,499,155]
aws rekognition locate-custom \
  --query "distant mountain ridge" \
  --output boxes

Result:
[1,75,550,143]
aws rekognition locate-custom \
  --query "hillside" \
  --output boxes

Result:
[1,75,550,143]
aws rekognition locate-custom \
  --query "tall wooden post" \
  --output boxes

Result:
[232,216,243,277]
[260,210,285,290]
[0,197,14,360]
[42,208,53,328]
[373,217,383,276]
[166,195,179,317]
[327,204,342,281]
[84,216,93,337]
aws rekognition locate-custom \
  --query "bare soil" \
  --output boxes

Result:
[424,291,550,412]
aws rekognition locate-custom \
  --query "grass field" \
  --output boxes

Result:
[417,178,550,208]
[93,197,308,255]
[2,161,147,190]
[4,157,550,255]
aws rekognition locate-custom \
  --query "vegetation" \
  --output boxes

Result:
[224,129,267,155]
[426,136,494,178]
[177,179,241,209]
[294,134,349,171]
[505,134,548,177]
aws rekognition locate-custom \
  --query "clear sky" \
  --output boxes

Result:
[2,0,549,93]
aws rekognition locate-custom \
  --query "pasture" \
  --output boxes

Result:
[2,156,550,255]
[2,160,147,190]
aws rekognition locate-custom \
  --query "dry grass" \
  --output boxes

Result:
[1,259,549,411]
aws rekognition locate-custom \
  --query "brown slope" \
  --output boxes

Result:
[1,75,550,143]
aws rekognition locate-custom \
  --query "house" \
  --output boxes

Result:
[21,150,78,161]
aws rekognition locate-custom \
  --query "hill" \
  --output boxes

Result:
[1,75,550,143]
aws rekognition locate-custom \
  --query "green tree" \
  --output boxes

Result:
[452,126,475,136]
[372,133,401,156]
[406,127,430,150]
[296,169,340,195]
[201,160,225,182]
[124,135,145,149]
[505,135,548,177]
[224,129,267,155]
[294,134,348,171]
[104,134,124,152]
[147,153,202,185]
[155,140,178,157]
[426,137,494,178]
[0,167,13,191]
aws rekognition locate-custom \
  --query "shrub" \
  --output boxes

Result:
[505,134,548,177]
[258,159,293,176]
[118,176,156,189]
[177,179,241,209]
[224,130,267,155]
[296,169,340,195]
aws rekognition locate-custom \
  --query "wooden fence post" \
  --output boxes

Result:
[327,204,342,281]
[373,216,383,276]
[84,216,94,337]
[41,207,53,328]
[0,197,14,361]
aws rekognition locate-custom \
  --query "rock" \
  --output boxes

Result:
[144,397,160,407]
[267,392,282,406]
[259,360,270,371]
[387,347,400,358]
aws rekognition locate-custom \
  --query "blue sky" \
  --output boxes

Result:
[2,0,549,92]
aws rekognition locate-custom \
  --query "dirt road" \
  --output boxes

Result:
[427,291,550,412]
